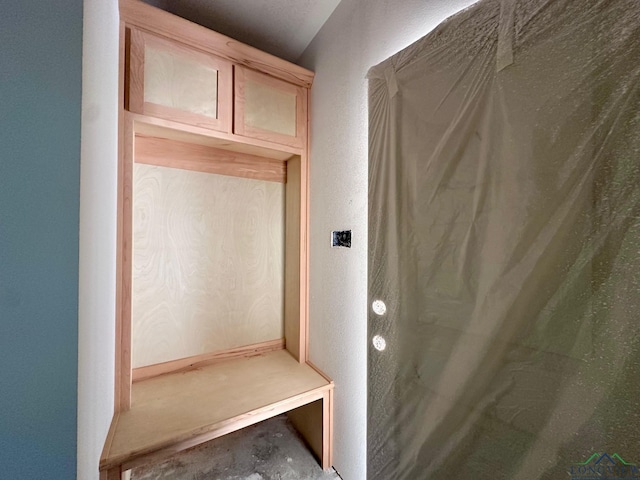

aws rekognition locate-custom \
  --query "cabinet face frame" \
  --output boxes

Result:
[108,4,329,474]
[115,114,310,410]
[127,27,233,133]
[116,10,310,414]
[234,66,307,149]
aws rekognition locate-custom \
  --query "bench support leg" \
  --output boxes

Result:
[321,388,334,470]
[100,466,124,480]
[287,389,334,471]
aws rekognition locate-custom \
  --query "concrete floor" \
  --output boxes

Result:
[131,415,342,480]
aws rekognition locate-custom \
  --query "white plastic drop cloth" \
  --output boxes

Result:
[368,0,640,478]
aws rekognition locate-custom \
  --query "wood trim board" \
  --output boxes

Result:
[115,20,127,414]
[298,150,309,362]
[307,360,335,385]
[126,28,144,113]
[289,364,334,469]
[323,388,334,469]
[100,412,121,471]
[301,89,311,362]
[284,156,302,361]
[115,100,135,410]
[132,339,285,382]
[135,135,287,182]
[100,466,124,480]
[132,112,302,159]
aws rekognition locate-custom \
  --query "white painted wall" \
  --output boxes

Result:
[299,1,479,478]
[77,0,119,478]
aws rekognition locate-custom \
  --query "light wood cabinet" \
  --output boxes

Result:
[127,28,233,132]
[127,29,307,148]
[100,1,333,478]
[234,66,307,148]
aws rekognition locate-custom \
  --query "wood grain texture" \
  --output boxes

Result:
[123,390,325,472]
[119,0,314,88]
[128,28,232,133]
[323,388,334,469]
[100,467,124,480]
[244,80,296,136]
[131,338,284,382]
[132,113,301,159]
[115,110,135,411]
[144,44,218,118]
[101,412,121,470]
[101,350,332,471]
[115,21,128,414]
[234,66,307,148]
[301,90,311,362]
[135,135,287,182]
[288,400,324,464]
[132,164,285,368]
[297,151,309,363]
[307,360,334,384]
[284,156,301,361]
[127,28,144,113]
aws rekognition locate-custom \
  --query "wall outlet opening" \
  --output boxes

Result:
[332,230,352,248]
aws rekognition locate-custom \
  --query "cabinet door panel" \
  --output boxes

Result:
[144,45,218,118]
[235,66,307,148]
[244,80,297,136]
[128,28,232,133]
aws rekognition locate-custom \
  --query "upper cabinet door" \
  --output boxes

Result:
[127,28,233,133]
[234,66,307,149]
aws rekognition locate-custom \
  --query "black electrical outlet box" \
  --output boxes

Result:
[332,230,352,248]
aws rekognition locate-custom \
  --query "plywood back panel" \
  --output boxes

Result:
[245,79,297,136]
[144,45,219,119]
[234,66,307,149]
[132,163,285,368]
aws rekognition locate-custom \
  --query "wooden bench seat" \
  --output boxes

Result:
[100,350,334,479]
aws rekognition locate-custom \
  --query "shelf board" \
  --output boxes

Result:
[130,112,301,161]
[100,350,332,472]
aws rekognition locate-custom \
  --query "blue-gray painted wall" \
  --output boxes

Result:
[0,1,82,477]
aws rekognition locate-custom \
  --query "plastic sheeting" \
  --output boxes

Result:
[367,1,640,479]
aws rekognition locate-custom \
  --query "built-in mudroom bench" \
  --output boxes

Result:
[99,2,333,478]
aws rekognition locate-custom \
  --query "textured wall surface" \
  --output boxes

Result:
[77,0,120,478]
[0,1,83,477]
[132,165,285,367]
[141,0,341,62]
[299,0,479,478]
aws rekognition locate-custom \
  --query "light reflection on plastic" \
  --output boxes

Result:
[372,299,387,315]
[372,335,387,351]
